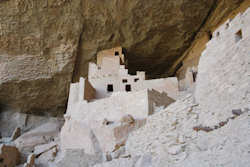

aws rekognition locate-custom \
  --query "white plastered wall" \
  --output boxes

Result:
[142,77,179,99]
[89,57,178,99]
[89,56,146,99]
[62,90,149,154]
[195,8,250,126]
[68,90,149,122]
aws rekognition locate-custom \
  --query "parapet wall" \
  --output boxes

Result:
[143,77,179,99]
[68,90,149,122]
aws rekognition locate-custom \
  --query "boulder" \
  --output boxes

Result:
[0,110,27,137]
[15,121,62,152]
[10,127,21,141]
[23,154,35,167]
[0,109,62,138]
[36,147,58,167]
[34,142,57,156]
[0,144,20,167]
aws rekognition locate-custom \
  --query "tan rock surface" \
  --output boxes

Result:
[0,144,20,167]
[74,0,214,80]
[0,0,83,114]
[174,0,249,78]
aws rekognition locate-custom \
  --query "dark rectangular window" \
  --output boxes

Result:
[235,30,242,42]
[122,79,127,83]
[107,84,113,92]
[134,78,139,82]
[125,84,131,92]
[115,51,119,56]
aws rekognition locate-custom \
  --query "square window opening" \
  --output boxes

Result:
[216,32,220,37]
[122,79,128,83]
[107,84,113,92]
[125,84,131,92]
[235,30,242,43]
[115,51,119,56]
[134,78,139,82]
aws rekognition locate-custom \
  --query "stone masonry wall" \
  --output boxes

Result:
[195,8,250,126]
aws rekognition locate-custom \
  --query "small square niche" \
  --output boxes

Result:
[115,51,119,56]
[122,79,128,83]
[235,30,242,43]
[107,84,113,92]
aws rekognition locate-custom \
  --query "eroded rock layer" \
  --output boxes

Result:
[74,0,214,79]
[0,0,83,114]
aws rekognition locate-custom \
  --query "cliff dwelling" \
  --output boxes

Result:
[0,1,249,167]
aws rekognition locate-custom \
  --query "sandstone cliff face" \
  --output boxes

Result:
[0,0,83,114]
[174,0,248,79]
[0,0,246,114]
[74,0,214,80]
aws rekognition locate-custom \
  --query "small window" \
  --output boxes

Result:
[216,32,220,37]
[107,84,113,92]
[122,79,127,83]
[208,31,212,40]
[122,48,126,55]
[115,51,119,56]
[134,78,139,82]
[125,84,131,92]
[225,23,229,29]
[192,71,198,82]
[235,30,242,43]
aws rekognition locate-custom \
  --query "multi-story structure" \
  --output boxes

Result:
[61,47,179,156]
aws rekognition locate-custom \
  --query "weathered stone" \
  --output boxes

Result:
[61,118,145,156]
[126,93,195,158]
[36,147,58,167]
[15,121,62,152]
[93,157,139,167]
[110,146,125,160]
[120,115,135,125]
[10,127,21,141]
[0,144,20,167]
[134,154,153,167]
[74,0,215,80]
[167,145,184,155]
[23,154,35,167]
[34,142,57,156]
[175,0,248,79]
[0,108,63,138]
[55,149,101,167]
[0,110,27,137]
[0,0,83,114]
[232,109,243,116]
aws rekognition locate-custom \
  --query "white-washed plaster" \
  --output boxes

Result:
[195,8,250,126]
